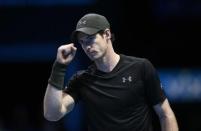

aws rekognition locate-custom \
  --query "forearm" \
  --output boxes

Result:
[43,84,65,121]
[159,112,179,131]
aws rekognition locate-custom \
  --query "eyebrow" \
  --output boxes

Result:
[82,34,94,40]
[78,33,96,42]
[86,34,95,39]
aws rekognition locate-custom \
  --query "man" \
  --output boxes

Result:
[43,13,179,131]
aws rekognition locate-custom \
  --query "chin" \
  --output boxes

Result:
[89,56,98,61]
[88,54,101,61]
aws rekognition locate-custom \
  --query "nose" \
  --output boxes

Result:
[85,44,92,52]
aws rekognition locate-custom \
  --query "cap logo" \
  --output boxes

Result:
[78,20,87,26]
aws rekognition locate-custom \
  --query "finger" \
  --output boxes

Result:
[66,43,74,47]
[62,49,70,59]
[71,46,77,51]
[71,47,77,56]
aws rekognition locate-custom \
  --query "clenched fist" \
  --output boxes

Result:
[56,43,77,65]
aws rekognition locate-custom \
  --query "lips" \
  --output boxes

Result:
[87,49,95,54]
[90,51,96,53]
[88,50,97,56]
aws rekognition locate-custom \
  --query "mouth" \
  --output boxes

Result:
[87,49,95,53]
[88,51,97,55]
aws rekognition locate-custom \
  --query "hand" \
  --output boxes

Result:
[56,43,77,65]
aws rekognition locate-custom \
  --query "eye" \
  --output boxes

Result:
[79,34,96,46]
[88,35,95,40]
[79,39,84,45]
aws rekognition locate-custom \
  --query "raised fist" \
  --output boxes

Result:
[56,43,77,65]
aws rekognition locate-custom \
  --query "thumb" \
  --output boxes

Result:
[71,46,77,56]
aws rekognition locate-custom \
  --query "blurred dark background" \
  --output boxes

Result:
[0,0,201,130]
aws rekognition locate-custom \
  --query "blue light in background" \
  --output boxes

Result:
[0,43,90,64]
[152,0,201,20]
[63,101,86,131]
[0,44,58,62]
[159,68,201,103]
[0,0,96,6]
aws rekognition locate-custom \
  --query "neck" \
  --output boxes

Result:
[95,45,120,72]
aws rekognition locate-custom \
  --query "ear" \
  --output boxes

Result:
[104,29,111,40]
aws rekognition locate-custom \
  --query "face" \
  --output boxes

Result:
[77,31,108,61]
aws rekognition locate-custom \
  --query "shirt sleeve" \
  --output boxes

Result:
[143,58,166,106]
[64,72,81,104]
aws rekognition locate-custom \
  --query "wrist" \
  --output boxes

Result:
[48,61,67,90]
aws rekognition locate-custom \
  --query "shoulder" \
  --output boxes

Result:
[69,63,97,81]
[120,54,156,73]
[69,70,87,82]
[120,54,150,65]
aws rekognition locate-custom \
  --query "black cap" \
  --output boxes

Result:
[71,13,110,42]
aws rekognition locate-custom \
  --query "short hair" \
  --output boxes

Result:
[97,30,115,42]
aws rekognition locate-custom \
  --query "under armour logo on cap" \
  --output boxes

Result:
[78,20,87,26]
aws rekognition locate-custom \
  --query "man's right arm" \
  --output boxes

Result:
[43,43,77,121]
[43,84,75,121]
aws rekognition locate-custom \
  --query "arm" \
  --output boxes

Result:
[44,85,75,121]
[153,99,179,131]
[43,43,77,121]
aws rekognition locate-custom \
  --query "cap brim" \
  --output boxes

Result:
[76,27,100,35]
[71,27,100,43]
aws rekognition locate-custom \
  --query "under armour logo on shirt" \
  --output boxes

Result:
[122,76,132,83]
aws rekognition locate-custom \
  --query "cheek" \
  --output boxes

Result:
[99,42,107,51]
[81,46,87,53]
[95,44,103,52]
